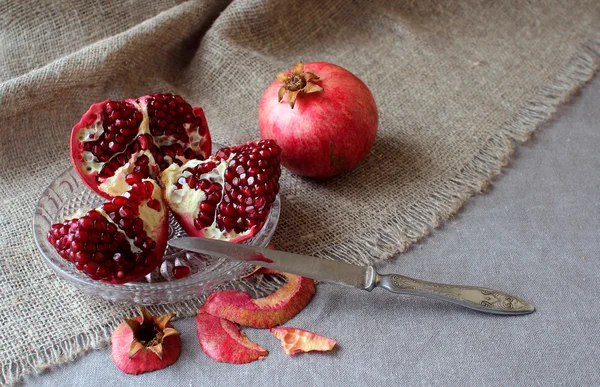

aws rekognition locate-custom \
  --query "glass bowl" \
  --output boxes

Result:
[33,166,280,305]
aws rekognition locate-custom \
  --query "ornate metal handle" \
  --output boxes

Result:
[375,273,535,315]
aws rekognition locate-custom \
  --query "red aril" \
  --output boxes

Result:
[46,180,168,284]
[70,94,211,199]
[161,139,281,243]
[259,62,378,177]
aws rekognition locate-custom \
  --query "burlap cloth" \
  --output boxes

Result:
[0,0,598,384]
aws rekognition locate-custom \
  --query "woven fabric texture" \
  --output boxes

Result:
[0,0,598,384]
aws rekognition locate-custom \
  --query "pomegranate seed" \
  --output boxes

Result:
[106,223,118,235]
[74,230,89,241]
[119,206,134,219]
[147,199,161,212]
[222,216,237,229]
[200,202,215,213]
[199,180,211,190]
[75,252,90,264]
[172,266,190,279]
[138,135,152,150]
[255,197,266,209]
[144,181,155,194]
[113,196,128,207]
[84,262,98,274]
[126,173,139,185]
[94,218,107,232]
[70,241,84,252]
[132,218,144,233]
[78,217,94,230]
[119,218,133,229]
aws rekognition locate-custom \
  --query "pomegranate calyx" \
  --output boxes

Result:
[124,306,180,359]
[276,62,323,109]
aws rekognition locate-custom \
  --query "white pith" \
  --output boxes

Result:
[98,150,157,197]
[64,180,167,255]
[64,208,89,220]
[161,154,247,240]
[137,180,167,239]
[79,117,105,173]
[79,98,207,180]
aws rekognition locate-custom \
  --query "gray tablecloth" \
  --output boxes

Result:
[25,77,600,386]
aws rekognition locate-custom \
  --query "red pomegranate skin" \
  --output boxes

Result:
[259,62,378,177]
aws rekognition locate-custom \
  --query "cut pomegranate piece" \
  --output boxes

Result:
[196,311,268,364]
[111,306,181,375]
[70,93,211,198]
[202,268,315,328]
[46,180,168,284]
[161,139,281,243]
[270,327,336,355]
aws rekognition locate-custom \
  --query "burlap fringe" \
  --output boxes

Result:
[4,37,599,386]
[319,37,600,267]
[3,275,286,385]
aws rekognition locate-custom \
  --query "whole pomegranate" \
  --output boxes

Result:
[259,62,378,177]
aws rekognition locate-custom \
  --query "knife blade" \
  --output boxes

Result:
[168,237,535,316]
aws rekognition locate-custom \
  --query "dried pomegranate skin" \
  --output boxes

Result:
[111,315,181,375]
[259,62,378,177]
[70,93,211,199]
[270,327,336,355]
[46,180,168,284]
[161,139,281,243]
[196,311,268,364]
[202,268,316,328]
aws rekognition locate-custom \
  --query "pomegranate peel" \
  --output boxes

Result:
[196,311,268,363]
[270,327,336,355]
[111,306,181,375]
[161,140,281,243]
[70,93,211,199]
[202,268,316,328]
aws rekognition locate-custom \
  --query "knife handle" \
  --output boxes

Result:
[374,272,535,315]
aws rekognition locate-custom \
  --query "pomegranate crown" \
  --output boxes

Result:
[276,62,324,109]
[124,306,180,359]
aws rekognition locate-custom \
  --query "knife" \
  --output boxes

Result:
[168,237,535,315]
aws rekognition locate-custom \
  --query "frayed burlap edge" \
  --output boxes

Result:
[321,36,600,267]
[3,276,287,386]
[5,37,599,386]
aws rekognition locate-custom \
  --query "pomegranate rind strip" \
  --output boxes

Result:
[270,327,336,355]
[202,269,316,328]
[195,311,268,364]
